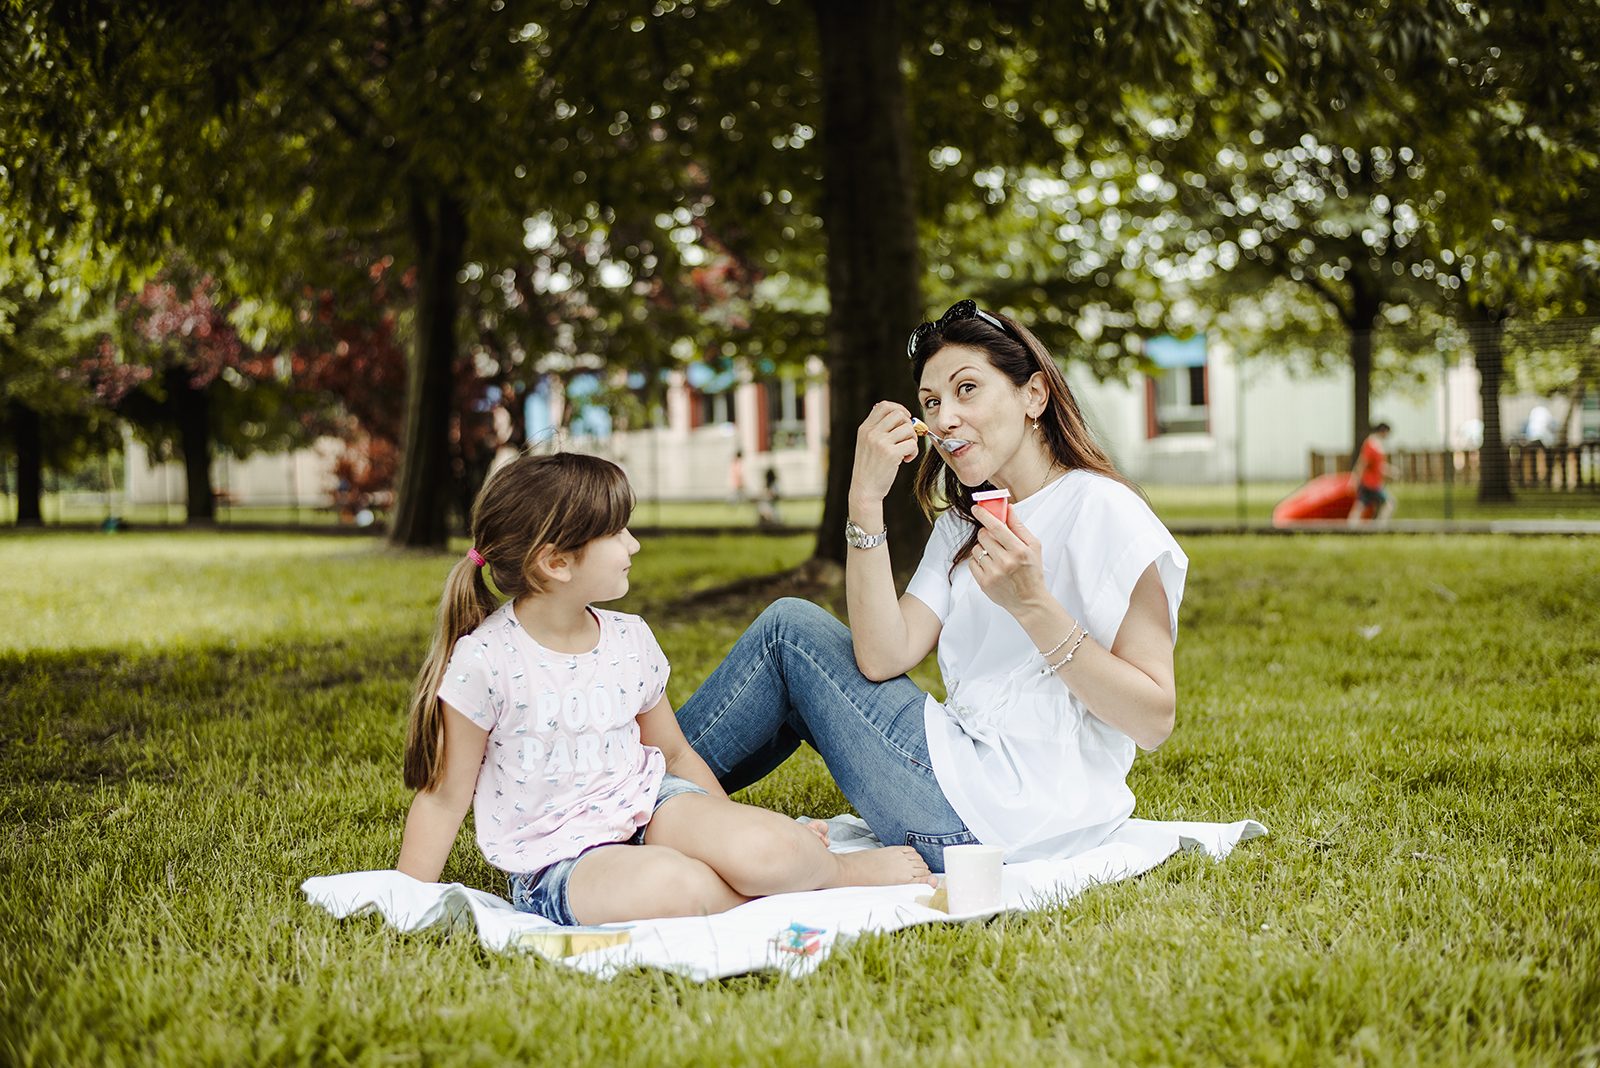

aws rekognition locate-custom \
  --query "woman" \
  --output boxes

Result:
[674,300,1187,869]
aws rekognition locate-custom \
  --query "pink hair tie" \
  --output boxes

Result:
[466,548,487,568]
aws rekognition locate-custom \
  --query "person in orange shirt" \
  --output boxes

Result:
[1348,422,1395,523]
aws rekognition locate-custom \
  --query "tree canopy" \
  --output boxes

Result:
[4,0,1597,535]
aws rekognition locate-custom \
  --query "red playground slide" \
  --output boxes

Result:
[1272,473,1363,525]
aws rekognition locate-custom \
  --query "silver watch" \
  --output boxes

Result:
[844,518,888,550]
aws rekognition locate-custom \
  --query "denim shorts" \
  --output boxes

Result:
[506,773,708,927]
[1357,484,1390,507]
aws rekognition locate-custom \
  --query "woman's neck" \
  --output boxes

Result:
[513,594,600,654]
[989,436,1062,502]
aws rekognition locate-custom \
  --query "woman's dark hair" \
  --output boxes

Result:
[909,308,1137,570]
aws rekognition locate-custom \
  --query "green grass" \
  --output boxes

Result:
[2,529,1597,1065]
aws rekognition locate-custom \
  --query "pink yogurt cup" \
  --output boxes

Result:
[972,488,1011,524]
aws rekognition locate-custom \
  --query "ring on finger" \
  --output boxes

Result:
[977,549,991,561]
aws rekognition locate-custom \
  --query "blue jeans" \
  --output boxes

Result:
[675,598,976,871]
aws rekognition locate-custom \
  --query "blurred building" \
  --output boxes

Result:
[121,341,1573,508]
[543,356,830,500]
[121,427,344,510]
[1070,335,1487,483]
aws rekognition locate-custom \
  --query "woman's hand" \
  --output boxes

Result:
[968,505,1050,617]
[849,401,920,505]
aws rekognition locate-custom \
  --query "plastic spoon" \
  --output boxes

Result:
[911,417,970,454]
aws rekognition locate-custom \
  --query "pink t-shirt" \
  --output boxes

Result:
[437,602,670,875]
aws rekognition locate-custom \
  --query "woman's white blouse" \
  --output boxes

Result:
[904,470,1188,862]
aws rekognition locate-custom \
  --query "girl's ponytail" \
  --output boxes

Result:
[402,556,497,791]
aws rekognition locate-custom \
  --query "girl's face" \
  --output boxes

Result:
[569,526,641,602]
[917,344,1040,487]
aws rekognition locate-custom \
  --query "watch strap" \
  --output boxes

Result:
[845,519,888,549]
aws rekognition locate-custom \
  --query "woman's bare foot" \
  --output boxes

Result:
[828,846,937,888]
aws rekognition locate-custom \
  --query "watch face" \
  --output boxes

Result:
[845,519,881,548]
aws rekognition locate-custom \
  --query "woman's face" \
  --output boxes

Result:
[917,344,1036,487]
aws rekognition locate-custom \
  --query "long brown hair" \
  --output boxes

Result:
[909,307,1137,570]
[402,452,634,791]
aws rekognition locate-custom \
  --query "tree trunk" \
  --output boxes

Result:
[1557,380,1583,447]
[1471,314,1514,503]
[389,189,467,549]
[811,0,926,573]
[170,368,216,525]
[9,399,44,527]
[1347,273,1381,456]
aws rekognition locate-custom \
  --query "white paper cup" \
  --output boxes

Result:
[943,843,1005,914]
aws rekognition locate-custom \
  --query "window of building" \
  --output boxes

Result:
[696,390,733,427]
[1581,389,1600,441]
[765,376,808,450]
[687,361,737,428]
[1144,334,1210,437]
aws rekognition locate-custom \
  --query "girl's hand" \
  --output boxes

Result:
[968,505,1049,616]
[849,401,919,504]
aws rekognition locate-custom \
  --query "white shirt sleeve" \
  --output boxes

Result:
[634,618,671,711]
[436,636,504,731]
[1069,482,1188,647]
[904,512,966,622]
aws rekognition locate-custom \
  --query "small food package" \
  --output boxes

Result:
[514,925,632,957]
[972,488,1011,524]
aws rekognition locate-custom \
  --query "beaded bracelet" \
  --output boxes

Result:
[1037,625,1082,663]
[1041,629,1090,674]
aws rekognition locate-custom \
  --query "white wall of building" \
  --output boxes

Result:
[123,429,344,508]
[560,356,831,501]
[1072,343,1479,484]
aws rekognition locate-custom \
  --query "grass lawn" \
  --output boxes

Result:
[1,528,1596,1065]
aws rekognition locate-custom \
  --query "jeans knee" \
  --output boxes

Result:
[760,597,847,647]
[762,597,830,631]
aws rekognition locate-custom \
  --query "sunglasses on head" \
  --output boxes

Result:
[906,299,1020,360]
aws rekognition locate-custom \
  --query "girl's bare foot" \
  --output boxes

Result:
[829,845,937,888]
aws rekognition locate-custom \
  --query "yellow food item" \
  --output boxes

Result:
[514,927,632,957]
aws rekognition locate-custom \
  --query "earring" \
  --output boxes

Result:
[1032,416,1041,431]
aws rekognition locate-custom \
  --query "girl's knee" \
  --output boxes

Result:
[646,851,742,915]
[714,817,817,893]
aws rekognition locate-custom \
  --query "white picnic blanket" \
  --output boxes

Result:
[302,815,1265,980]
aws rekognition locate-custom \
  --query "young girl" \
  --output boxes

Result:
[395,452,932,926]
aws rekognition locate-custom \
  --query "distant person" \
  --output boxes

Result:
[334,476,357,525]
[1523,405,1556,450]
[756,466,781,527]
[394,452,931,926]
[728,450,746,504]
[1348,422,1395,523]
